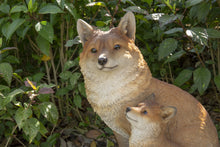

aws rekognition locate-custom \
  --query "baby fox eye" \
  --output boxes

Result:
[142,110,148,115]
[114,44,120,50]
[91,48,97,53]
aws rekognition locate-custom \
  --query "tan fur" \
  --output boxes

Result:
[126,95,179,147]
[77,12,220,147]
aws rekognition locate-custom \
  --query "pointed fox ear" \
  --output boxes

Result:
[161,106,177,123]
[117,11,136,41]
[77,19,94,46]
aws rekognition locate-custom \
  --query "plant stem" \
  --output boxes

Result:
[168,62,174,83]
[5,125,18,147]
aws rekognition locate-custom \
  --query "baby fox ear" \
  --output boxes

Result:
[161,106,177,123]
[77,19,94,46]
[118,11,136,41]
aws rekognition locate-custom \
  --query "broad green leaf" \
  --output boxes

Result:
[193,68,211,95]
[214,75,220,90]
[141,0,153,6]
[36,35,50,56]
[0,63,13,86]
[186,0,203,8]
[33,72,45,82]
[64,2,79,21]
[74,95,82,108]
[70,72,81,87]
[189,2,210,23]
[0,85,10,91]
[38,4,63,14]
[86,2,106,7]
[4,55,20,64]
[39,122,48,137]
[63,60,78,71]
[158,38,178,60]
[123,6,148,14]
[64,36,81,47]
[38,102,58,124]
[56,88,69,96]
[3,89,24,106]
[0,3,10,14]
[207,29,220,38]
[35,21,54,43]
[23,118,40,143]
[174,69,193,87]
[164,28,183,34]
[10,5,27,13]
[56,0,65,9]
[164,50,185,64]
[59,71,72,81]
[186,27,208,46]
[96,21,105,27]
[4,19,26,40]
[15,107,32,129]
[46,133,60,145]
[159,14,182,27]
[78,83,86,97]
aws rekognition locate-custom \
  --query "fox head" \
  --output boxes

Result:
[126,94,177,137]
[77,12,148,80]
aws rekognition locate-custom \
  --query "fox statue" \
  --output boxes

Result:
[77,12,219,147]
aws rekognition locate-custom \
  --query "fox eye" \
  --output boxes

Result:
[91,48,97,53]
[143,110,148,115]
[114,44,120,50]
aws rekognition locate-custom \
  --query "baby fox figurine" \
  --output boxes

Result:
[126,94,180,147]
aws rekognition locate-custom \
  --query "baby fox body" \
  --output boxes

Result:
[126,94,179,147]
[77,12,220,147]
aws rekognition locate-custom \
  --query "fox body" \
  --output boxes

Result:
[126,94,179,147]
[77,12,219,147]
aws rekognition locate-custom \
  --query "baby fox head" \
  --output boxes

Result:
[77,12,147,79]
[126,94,177,137]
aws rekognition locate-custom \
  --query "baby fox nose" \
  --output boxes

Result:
[98,54,108,65]
[126,107,131,113]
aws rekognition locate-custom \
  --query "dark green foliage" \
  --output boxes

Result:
[0,0,220,146]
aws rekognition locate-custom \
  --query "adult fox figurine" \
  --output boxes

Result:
[77,12,219,147]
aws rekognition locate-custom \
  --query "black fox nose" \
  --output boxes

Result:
[126,107,131,113]
[98,54,108,65]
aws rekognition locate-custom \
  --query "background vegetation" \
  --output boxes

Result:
[0,0,220,146]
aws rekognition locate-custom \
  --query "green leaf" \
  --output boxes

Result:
[0,3,10,14]
[15,107,32,129]
[35,21,54,43]
[123,6,148,14]
[0,85,10,91]
[189,2,210,23]
[70,72,81,87]
[158,38,178,60]
[38,102,59,124]
[174,69,193,87]
[185,0,203,8]
[164,50,185,64]
[207,29,220,38]
[59,71,72,81]
[74,95,82,108]
[0,63,13,86]
[78,83,86,97]
[64,2,79,21]
[38,4,63,14]
[56,88,69,96]
[23,118,40,143]
[36,35,50,56]
[214,75,220,90]
[193,68,211,95]
[4,55,20,64]
[33,72,45,82]
[45,133,60,145]
[159,14,182,27]
[65,36,81,47]
[186,27,208,46]
[10,5,28,13]
[63,60,77,70]
[86,2,106,7]
[3,89,24,106]
[164,28,183,34]
[4,18,26,40]
[39,122,48,137]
